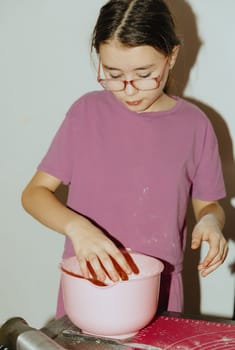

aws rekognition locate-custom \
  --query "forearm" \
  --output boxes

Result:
[21,172,133,281]
[21,186,90,238]
[193,201,225,230]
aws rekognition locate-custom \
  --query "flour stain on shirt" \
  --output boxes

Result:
[138,186,150,203]
[145,233,159,245]
[146,238,159,245]
[143,186,150,194]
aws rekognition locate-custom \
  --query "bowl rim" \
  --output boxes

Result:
[60,251,164,286]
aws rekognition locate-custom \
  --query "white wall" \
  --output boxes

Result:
[0,0,234,328]
[175,0,235,318]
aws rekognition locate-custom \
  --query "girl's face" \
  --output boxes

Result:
[98,39,178,113]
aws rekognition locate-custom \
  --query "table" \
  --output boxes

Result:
[41,312,235,350]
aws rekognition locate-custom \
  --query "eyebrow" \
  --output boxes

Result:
[102,64,155,71]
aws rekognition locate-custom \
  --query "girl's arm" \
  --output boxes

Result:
[191,198,228,277]
[21,171,132,281]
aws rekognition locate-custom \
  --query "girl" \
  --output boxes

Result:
[22,0,228,317]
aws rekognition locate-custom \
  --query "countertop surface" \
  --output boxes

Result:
[41,313,235,350]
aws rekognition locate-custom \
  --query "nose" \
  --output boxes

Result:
[124,81,138,96]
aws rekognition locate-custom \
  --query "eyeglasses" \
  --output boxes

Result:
[97,57,168,92]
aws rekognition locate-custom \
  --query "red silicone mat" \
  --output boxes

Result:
[133,315,235,349]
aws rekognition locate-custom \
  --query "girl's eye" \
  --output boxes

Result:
[138,72,151,78]
[110,74,122,79]
[106,71,122,79]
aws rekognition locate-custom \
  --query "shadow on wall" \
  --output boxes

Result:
[166,0,235,318]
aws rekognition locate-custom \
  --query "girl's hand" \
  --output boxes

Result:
[66,217,133,282]
[191,213,228,277]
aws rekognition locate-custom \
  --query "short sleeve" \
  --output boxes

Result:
[191,120,226,200]
[37,110,76,185]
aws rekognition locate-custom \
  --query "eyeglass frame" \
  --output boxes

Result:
[97,56,169,92]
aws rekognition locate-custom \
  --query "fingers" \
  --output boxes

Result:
[198,238,228,277]
[191,218,228,277]
[77,245,134,283]
[79,255,107,281]
[191,237,201,249]
[70,219,136,282]
[191,226,203,250]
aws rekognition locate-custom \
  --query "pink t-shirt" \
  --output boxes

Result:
[38,90,225,315]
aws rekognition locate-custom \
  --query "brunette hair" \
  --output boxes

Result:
[91,0,180,56]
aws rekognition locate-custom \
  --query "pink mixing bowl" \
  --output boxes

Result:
[60,252,164,339]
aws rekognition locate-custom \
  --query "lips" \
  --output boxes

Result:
[126,100,142,106]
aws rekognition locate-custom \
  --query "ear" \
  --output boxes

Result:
[168,45,180,69]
